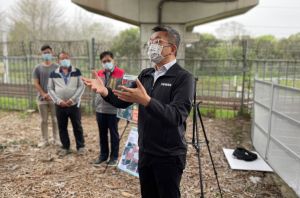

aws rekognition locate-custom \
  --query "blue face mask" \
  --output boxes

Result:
[60,59,71,67]
[42,53,52,61]
[103,62,114,71]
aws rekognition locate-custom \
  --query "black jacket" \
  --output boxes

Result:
[103,63,194,156]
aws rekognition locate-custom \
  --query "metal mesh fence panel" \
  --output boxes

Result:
[252,79,300,196]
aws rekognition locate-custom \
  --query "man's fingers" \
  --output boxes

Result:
[113,90,125,97]
[82,78,95,87]
[85,81,92,86]
[82,78,91,83]
[113,89,133,98]
[113,89,132,96]
[92,70,101,81]
[91,70,96,78]
[136,79,142,88]
[83,81,92,87]
[117,96,131,102]
[136,79,146,92]
[116,94,134,102]
[83,79,90,84]
[82,77,92,83]
[92,71,104,86]
[91,86,98,92]
[118,85,134,93]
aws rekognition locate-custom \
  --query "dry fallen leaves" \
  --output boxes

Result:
[0,111,284,198]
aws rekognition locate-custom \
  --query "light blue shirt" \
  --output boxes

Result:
[153,59,176,83]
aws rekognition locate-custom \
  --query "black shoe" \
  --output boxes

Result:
[94,158,107,165]
[77,147,86,155]
[107,159,118,166]
[57,148,72,157]
[233,147,257,161]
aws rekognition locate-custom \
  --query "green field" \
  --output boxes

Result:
[1,58,299,120]
[2,58,300,89]
[0,96,35,110]
[0,96,244,119]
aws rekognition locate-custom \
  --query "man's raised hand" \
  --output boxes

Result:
[112,79,151,106]
[82,70,108,96]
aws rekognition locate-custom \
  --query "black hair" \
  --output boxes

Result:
[58,51,70,59]
[40,44,52,51]
[100,51,114,60]
[152,25,181,49]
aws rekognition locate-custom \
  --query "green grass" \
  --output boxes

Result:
[201,108,237,119]
[0,96,95,114]
[190,106,240,119]
[0,96,36,110]
[274,79,300,88]
[0,96,241,119]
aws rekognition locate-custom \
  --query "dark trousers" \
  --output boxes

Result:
[55,105,85,150]
[138,152,186,198]
[96,112,119,160]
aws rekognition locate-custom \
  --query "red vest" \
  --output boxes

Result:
[97,66,124,89]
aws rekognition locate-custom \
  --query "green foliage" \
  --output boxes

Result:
[111,28,140,58]
[283,33,300,59]
[187,32,300,60]
[186,33,220,59]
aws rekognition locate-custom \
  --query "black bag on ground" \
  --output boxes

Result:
[232,147,258,161]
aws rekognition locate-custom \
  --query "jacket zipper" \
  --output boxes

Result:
[150,75,166,96]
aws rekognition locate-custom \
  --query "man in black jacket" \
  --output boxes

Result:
[83,25,194,198]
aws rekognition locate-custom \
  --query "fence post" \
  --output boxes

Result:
[26,54,34,109]
[2,32,10,83]
[90,38,95,71]
[264,82,274,160]
[239,39,248,116]
[90,38,96,113]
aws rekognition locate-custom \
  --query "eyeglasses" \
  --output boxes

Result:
[147,39,173,46]
[143,39,174,50]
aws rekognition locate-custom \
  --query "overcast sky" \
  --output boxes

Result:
[0,0,299,38]
[195,0,300,38]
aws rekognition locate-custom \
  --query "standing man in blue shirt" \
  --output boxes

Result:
[48,51,85,156]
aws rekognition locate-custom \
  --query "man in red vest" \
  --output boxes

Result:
[93,51,124,166]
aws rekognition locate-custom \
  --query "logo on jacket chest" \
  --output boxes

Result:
[161,82,172,87]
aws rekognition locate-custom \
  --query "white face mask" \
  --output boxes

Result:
[103,62,114,71]
[60,59,71,67]
[147,43,165,64]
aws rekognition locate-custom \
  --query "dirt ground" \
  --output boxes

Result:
[0,110,287,198]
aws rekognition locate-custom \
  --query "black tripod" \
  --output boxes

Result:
[191,77,223,198]
[119,120,130,141]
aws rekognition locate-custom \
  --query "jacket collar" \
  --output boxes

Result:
[143,63,180,77]
[155,59,176,72]
[55,66,76,74]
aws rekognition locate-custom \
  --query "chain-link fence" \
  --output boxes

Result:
[0,39,300,118]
